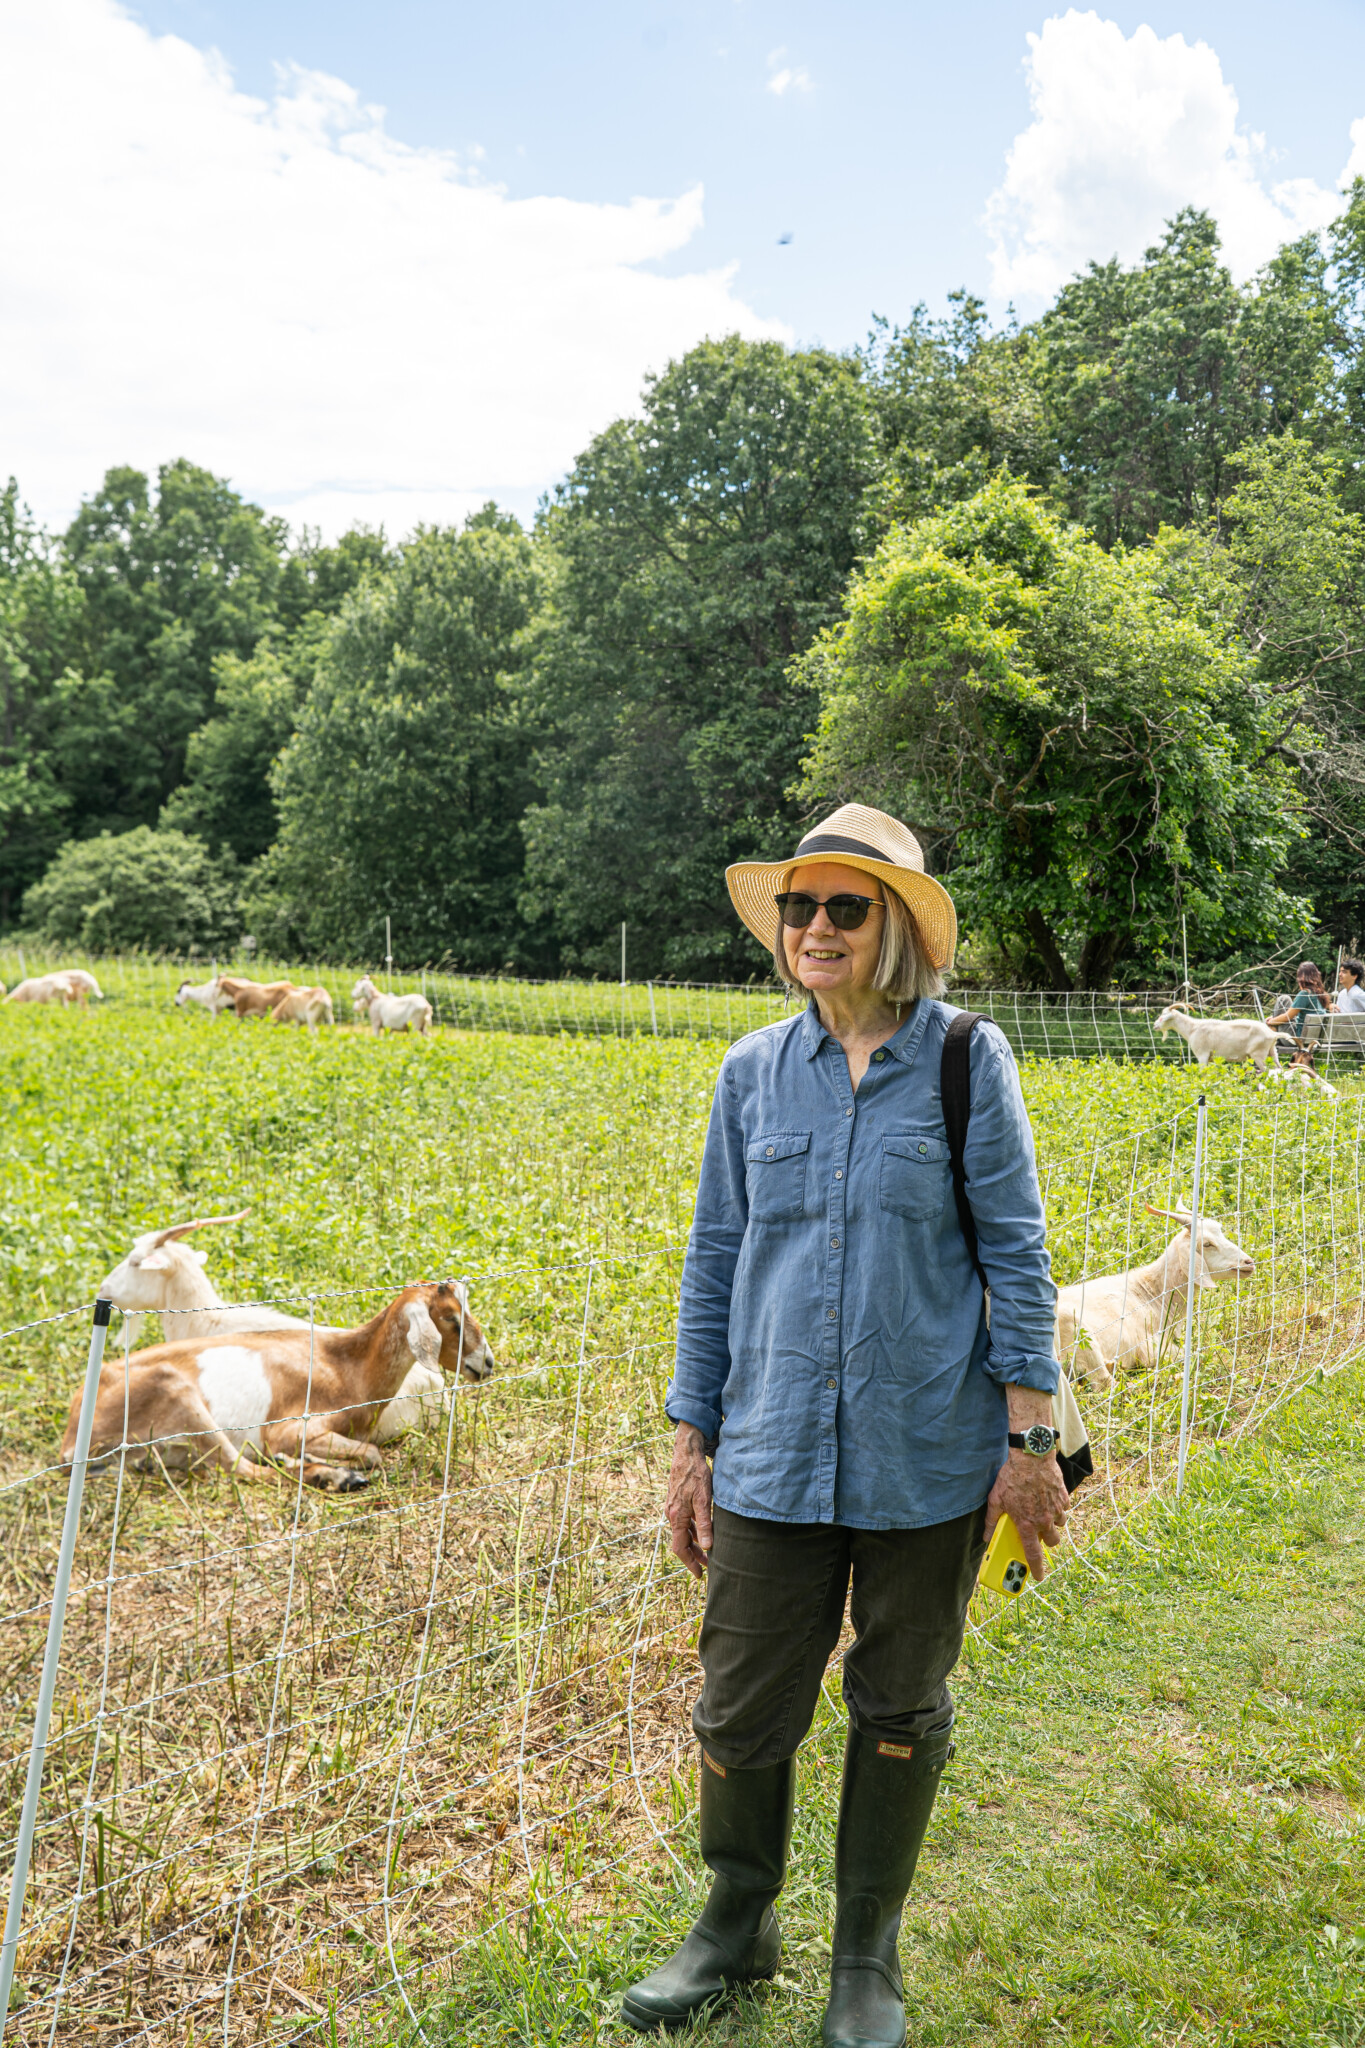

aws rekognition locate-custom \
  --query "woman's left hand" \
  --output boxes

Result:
[985,1449,1070,1580]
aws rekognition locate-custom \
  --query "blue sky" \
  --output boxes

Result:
[3,2,1363,535]
[123,0,1365,344]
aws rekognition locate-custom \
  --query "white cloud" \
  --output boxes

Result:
[985,9,1357,305]
[0,0,788,539]
[766,49,812,97]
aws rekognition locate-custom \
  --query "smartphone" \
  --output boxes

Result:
[978,1513,1032,1596]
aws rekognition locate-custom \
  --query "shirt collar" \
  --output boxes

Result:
[798,996,934,1066]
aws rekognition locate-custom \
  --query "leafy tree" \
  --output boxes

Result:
[797,477,1312,987]
[1032,210,1332,546]
[22,826,241,953]
[864,294,1055,525]
[160,645,298,864]
[1155,436,1365,947]
[252,508,546,966]
[274,526,394,641]
[61,461,287,832]
[521,336,878,978]
[0,483,87,924]
[163,528,393,865]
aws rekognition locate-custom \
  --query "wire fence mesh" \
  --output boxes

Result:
[5,943,1362,1065]
[0,1079,1360,2042]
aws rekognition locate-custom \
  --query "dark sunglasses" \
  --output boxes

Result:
[774,891,885,931]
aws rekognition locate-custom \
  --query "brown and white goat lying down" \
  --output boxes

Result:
[60,1282,493,1491]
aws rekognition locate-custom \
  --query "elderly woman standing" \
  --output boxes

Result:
[623,805,1065,2046]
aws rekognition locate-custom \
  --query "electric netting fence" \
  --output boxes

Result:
[5,947,1362,1068]
[0,1096,1361,2042]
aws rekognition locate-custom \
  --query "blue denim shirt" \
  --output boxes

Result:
[666,998,1058,1530]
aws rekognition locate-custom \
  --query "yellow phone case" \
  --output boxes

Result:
[978,1514,1032,1596]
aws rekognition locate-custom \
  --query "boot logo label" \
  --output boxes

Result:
[702,1751,727,1777]
[876,1741,915,1759]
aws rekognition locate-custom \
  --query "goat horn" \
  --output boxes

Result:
[1144,1204,1193,1223]
[149,1209,250,1247]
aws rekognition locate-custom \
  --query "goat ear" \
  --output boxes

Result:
[192,1248,209,1266]
[403,1298,442,1368]
[141,1247,173,1271]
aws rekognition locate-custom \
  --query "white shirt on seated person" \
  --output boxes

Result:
[1336,978,1365,1014]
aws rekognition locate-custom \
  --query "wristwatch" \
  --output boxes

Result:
[1008,1424,1060,1457]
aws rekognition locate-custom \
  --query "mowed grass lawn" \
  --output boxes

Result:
[436,1364,1365,2048]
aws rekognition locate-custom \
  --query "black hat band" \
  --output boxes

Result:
[792,832,898,864]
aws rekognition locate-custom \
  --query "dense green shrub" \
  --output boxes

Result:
[22,825,241,953]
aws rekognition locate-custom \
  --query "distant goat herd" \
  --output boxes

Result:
[0,969,433,1035]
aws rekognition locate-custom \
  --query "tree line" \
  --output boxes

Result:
[6,196,1365,989]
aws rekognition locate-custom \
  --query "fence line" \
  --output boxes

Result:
[0,1097,1360,2041]
[5,944,1361,1064]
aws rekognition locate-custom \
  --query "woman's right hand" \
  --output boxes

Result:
[666,1423,714,1578]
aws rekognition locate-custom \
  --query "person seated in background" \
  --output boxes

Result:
[1334,958,1365,1015]
[1266,962,1330,1068]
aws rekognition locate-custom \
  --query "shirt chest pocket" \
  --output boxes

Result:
[880,1133,952,1222]
[745,1131,811,1222]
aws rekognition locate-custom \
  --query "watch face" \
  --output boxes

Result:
[1023,1423,1057,1456]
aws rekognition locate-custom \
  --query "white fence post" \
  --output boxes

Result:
[0,1298,112,2029]
[1176,1095,1207,1497]
[648,982,658,1037]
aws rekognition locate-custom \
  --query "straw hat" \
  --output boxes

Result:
[726,803,957,970]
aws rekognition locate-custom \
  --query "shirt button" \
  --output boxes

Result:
[918,1142,927,1154]
[827,1308,837,1320]
[834,1170,843,1180]
[873,1051,885,1062]
[831,1237,840,1249]
[765,1146,775,1157]
[826,1378,837,1390]
[845,1107,853,1117]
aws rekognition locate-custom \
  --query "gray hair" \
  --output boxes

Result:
[772,884,946,1003]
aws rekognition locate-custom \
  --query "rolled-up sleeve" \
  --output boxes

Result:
[666,1061,749,1444]
[963,1027,1059,1394]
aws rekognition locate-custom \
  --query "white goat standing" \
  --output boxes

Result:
[1055,1204,1255,1389]
[175,975,234,1018]
[97,1215,488,1439]
[351,976,433,1036]
[1153,1004,1279,1072]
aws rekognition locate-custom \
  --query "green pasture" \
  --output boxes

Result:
[431,1354,1365,2047]
[0,1000,1360,2043]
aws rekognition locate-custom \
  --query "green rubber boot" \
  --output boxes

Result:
[621,1752,796,2033]
[822,1724,954,2048]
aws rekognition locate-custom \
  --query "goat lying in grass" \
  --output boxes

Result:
[62,1281,493,1490]
[1055,1204,1255,1389]
[97,1213,482,1440]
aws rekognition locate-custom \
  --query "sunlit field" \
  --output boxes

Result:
[0,998,1359,2042]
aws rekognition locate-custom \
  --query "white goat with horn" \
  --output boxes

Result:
[97,1214,485,1440]
[1055,1203,1255,1389]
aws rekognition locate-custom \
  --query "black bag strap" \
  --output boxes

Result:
[942,1009,1093,1497]
[941,1011,987,1290]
